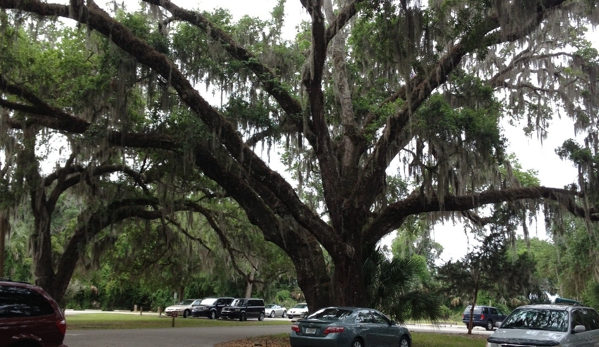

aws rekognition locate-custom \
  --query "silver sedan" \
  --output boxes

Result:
[265,304,287,318]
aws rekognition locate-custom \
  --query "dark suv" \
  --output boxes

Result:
[463,305,507,331]
[191,297,234,319]
[220,298,265,321]
[0,278,68,347]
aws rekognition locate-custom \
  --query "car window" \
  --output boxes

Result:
[464,306,482,314]
[356,310,373,323]
[0,285,55,318]
[572,310,585,330]
[200,298,218,305]
[490,308,498,315]
[482,307,489,314]
[265,304,274,308]
[501,308,569,332]
[309,307,353,320]
[178,299,195,305]
[371,311,390,324]
[294,303,308,309]
[580,309,599,331]
[231,299,247,306]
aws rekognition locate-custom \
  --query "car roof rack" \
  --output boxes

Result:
[555,297,583,306]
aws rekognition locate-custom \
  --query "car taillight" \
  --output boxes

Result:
[56,318,67,335]
[324,326,344,335]
[291,324,300,332]
[480,314,485,320]
[462,314,465,319]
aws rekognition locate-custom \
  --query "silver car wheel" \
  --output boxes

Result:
[270,311,275,318]
[399,336,410,347]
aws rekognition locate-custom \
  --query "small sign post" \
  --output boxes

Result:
[171,311,178,327]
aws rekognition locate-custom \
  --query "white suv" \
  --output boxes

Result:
[287,302,309,319]
[487,300,599,347]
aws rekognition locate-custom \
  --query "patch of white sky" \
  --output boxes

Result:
[41,0,595,261]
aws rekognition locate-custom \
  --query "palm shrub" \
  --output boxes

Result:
[364,248,442,323]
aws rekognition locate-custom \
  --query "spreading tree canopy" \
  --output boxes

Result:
[1,0,598,310]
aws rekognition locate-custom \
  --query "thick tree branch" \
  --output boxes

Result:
[141,0,311,144]
[365,186,594,242]
[355,0,568,209]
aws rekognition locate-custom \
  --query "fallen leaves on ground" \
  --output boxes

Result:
[215,335,290,347]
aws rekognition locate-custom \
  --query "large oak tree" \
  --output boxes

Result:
[1,0,598,310]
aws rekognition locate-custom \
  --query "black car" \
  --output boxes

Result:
[191,297,234,319]
[0,278,68,347]
[463,305,507,331]
[220,298,265,321]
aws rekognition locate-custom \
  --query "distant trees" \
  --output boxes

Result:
[437,232,543,334]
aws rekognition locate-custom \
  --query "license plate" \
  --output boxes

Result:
[305,328,317,334]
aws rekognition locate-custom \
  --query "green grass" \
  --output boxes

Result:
[66,313,290,330]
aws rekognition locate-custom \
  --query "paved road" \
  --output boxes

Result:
[63,310,492,346]
[64,325,293,347]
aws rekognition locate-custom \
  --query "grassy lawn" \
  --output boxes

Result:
[66,313,290,330]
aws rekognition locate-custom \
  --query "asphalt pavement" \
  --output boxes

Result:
[63,310,492,346]
[64,324,292,347]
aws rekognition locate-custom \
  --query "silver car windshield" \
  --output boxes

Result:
[501,308,569,332]
[177,299,195,305]
[294,303,308,309]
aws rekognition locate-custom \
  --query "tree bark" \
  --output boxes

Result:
[0,213,7,278]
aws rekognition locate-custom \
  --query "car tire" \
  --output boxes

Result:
[270,311,275,318]
[399,335,410,347]
[282,310,287,318]
[351,337,364,347]
[259,312,265,321]
[486,320,494,331]
[183,310,190,318]
[240,312,246,321]
[210,311,217,320]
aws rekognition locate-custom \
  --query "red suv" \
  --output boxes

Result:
[0,278,68,347]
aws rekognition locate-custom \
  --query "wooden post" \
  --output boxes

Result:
[140,306,143,316]
[171,311,178,327]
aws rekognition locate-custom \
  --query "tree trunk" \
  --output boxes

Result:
[330,243,368,307]
[0,213,7,278]
[244,268,255,298]
[468,282,480,335]
[32,209,58,300]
